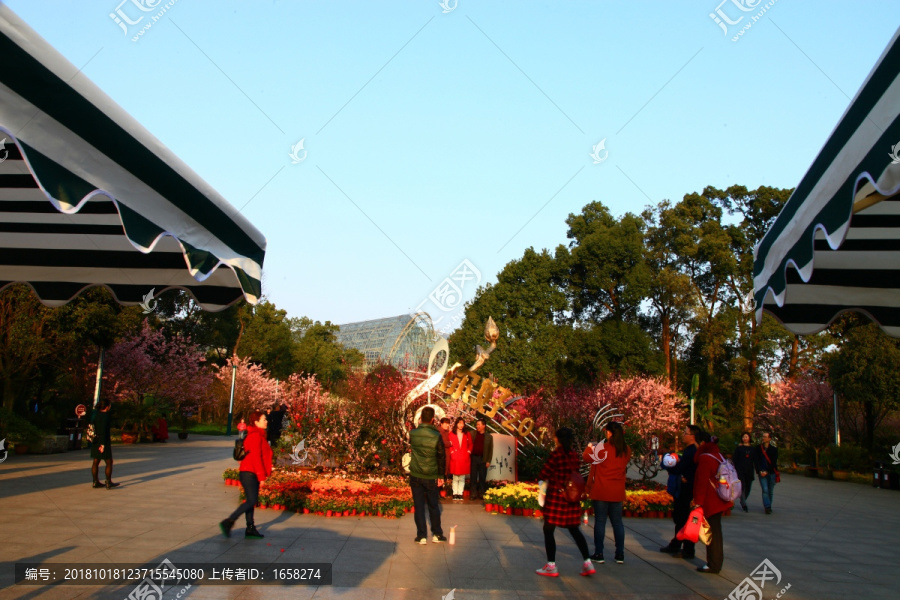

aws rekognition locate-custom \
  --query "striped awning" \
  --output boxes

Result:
[753,26,900,336]
[0,5,266,311]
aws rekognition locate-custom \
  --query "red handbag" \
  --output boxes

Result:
[676,507,705,543]
[562,470,586,504]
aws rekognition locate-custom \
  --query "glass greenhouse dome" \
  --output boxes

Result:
[335,313,438,371]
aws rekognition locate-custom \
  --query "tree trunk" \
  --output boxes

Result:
[671,332,678,388]
[743,386,756,433]
[788,336,799,377]
[662,313,671,382]
[864,400,876,449]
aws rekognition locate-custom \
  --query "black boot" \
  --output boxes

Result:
[106,480,120,489]
[245,524,264,539]
[92,480,103,489]
[219,519,235,538]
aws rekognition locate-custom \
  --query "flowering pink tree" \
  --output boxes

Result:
[213,355,279,420]
[757,376,834,467]
[276,373,375,471]
[592,376,687,479]
[105,320,213,431]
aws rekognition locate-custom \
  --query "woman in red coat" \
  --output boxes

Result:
[448,417,472,500]
[583,421,631,564]
[536,427,594,578]
[692,435,733,574]
[219,410,273,539]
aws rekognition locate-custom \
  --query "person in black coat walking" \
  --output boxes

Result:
[752,431,779,514]
[732,432,756,513]
[89,399,120,489]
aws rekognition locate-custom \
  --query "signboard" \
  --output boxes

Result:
[74,404,86,418]
[487,433,517,482]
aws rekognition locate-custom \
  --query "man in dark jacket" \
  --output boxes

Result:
[469,418,494,500]
[660,425,702,559]
[267,404,287,445]
[752,431,779,514]
[409,406,446,544]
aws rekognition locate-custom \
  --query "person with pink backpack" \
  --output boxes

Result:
[692,435,734,574]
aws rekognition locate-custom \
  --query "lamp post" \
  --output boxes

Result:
[92,347,105,409]
[226,360,237,435]
[690,374,699,425]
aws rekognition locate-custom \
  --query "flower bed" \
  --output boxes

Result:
[482,480,674,518]
[223,468,413,517]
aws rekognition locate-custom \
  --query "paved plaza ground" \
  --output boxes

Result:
[1,435,898,600]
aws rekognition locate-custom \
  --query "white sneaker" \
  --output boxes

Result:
[536,563,558,577]
[417,537,427,545]
[581,560,596,576]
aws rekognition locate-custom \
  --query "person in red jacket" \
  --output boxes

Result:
[583,421,632,564]
[219,410,273,539]
[448,417,472,500]
[692,434,733,574]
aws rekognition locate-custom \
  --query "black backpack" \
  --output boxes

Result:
[233,438,247,461]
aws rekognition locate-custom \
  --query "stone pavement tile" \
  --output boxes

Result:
[331,552,392,574]
[330,567,390,586]
[310,587,385,600]
[279,548,339,564]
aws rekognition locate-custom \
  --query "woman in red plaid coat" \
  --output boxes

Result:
[536,427,594,578]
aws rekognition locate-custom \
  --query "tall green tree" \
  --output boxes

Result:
[827,322,900,449]
[562,201,651,323]
[450,247,570,392]
[666,189,736,430]
[288,317,363,388]
[710,185,791,431]
[236,299,297,380]
[643,201,696,384]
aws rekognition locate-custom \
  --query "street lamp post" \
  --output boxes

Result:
[226,360,237,435]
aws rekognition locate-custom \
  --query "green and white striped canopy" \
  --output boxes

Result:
[0,5,266,311]
[753,26,900,336]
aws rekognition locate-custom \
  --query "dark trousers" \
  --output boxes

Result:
[739,474,754,508]
[670,492,695,555]
[469,455,487,498]
[228,471,259,526]
[543,521,590,562]
[592,500,625,558]
[410,476,443,539]
[705,511,724,571]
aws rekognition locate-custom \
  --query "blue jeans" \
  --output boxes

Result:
[228,471,259,526]
[410,476,443,539]
[759,473,777,509]
[591,500,625,558]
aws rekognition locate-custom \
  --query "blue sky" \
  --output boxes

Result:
[7,0,900,330]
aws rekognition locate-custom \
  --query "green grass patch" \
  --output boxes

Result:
[186,422,230,436]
